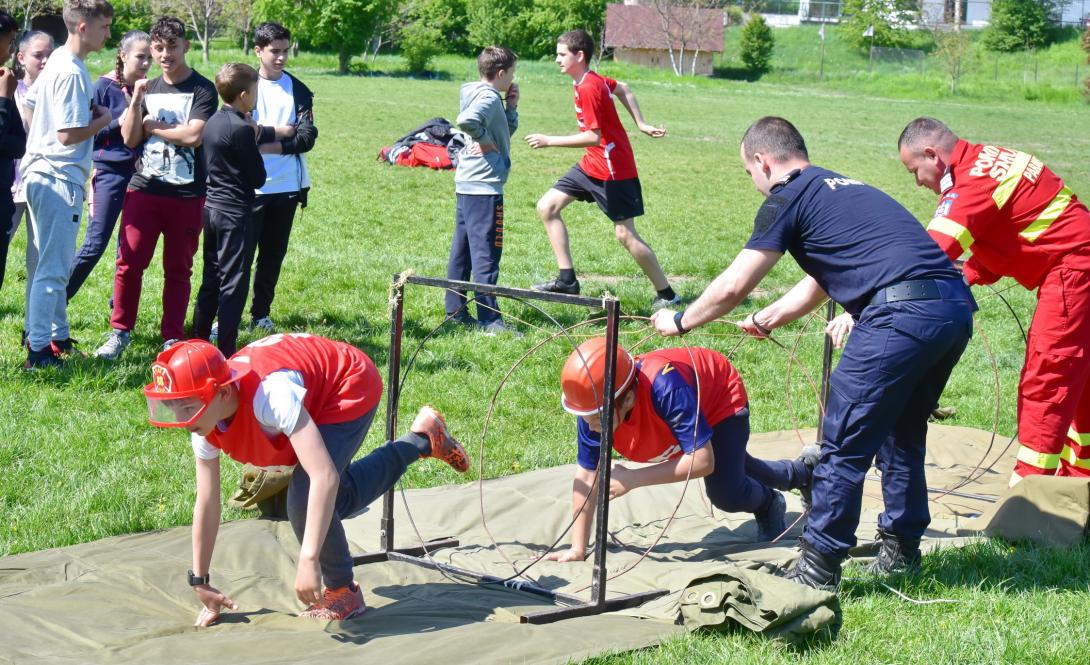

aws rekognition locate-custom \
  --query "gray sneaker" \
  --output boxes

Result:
[651,293,682,311]
[209,322,219,345]
[95,329,131,360]
[251,317,275,334]
[162,338,182,352]
[481,319,523,337]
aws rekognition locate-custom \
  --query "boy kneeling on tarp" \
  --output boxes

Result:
[548,337,817,562]
[143,334,470,625]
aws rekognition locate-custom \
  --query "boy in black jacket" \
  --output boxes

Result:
[0,11,28,295]
[192,63,266,356]
[245,21,317,334]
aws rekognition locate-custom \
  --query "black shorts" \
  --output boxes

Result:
[552,165,644,222]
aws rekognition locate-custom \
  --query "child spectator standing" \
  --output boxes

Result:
[95,17,217,360]
[525,29,678,310]
[66,30,150,302]
[21,0,113,368]
[191,63,266,357]
[443,46,519,335]
[245,21,317,334]
[0,13,27,296]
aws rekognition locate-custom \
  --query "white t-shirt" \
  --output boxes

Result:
[191,370,307,460]
[21,47,94,186]
[252,73,310,195]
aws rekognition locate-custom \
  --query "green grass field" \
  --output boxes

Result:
[2,47,1090,663]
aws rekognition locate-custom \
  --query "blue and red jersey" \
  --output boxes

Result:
[576,347,748,469]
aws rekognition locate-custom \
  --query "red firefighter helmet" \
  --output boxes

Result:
[560,337,636,416]
[143,340,249,428]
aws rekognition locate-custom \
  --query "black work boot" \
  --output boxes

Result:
[755,490,787,541]
[782,540,843,592]
[866,529,922,575]
[796,444,820,511]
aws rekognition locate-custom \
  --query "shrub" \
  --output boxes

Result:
[982,0,1055,52]
[740,13,774,72]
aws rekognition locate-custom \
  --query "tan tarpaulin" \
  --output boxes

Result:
[0,425,1047,665]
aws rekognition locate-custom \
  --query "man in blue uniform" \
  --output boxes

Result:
[652,117,975,590]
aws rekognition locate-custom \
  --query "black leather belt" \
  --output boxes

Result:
[868,279,968,308]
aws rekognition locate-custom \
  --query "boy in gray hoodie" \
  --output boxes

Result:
[444,46,519,334]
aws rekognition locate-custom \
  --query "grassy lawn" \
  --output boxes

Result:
[2,49,1089,662]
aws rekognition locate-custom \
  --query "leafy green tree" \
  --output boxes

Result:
[981,0,1055,52]
[465,0,606,59]
[838,0,918,51]
[108,0,156,43]
[739,13,774,72]
[255,0,399,73]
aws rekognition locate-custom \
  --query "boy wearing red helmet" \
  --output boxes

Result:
[547,337,816,562]
[143,333,470,625]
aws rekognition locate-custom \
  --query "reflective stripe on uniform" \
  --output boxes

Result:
[1060,444,1090,470]
[928,216,974,252]
[992,150,1033,209]
[1020,186,1073,243]
[1016,444,1061,470]
[1068,426,1090,448]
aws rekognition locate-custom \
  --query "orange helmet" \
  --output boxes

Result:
[560,337,636,416]
[143,340,249,428]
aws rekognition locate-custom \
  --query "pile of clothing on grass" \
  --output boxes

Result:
[378,117,468,170]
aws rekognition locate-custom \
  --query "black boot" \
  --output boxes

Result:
[782,540,843,592]
[755,490,787,541]
[866,529,922,575]
[796,444,820,511]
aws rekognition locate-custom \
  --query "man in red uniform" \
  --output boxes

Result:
[546,337,817,562]
[143,334,470,625]
[899,117,1090,484]
[525,29,679,310]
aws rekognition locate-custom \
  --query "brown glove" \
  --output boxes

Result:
[228,464,294,510]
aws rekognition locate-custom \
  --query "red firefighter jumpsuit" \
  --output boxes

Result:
[925,139,1090,484]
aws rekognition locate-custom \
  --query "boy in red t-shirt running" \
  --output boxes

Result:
[525,29,679,310]
[143,334,470,625]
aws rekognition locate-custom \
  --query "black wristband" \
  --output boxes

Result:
[750,313,772,336]
[188,569,210,586]
[673,310,688,335]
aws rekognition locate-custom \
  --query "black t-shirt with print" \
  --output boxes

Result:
[128,70,217,198]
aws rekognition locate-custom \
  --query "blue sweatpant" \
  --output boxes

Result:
[703,408,812,514]
[285,407,422,589]
[445,193,504,324]
[804,297,973,558]
[67,166,132,301]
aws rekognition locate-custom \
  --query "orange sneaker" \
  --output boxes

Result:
[299,582,367,620]
[411,405,470,473]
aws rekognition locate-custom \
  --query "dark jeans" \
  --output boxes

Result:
[192,207,255,357]
[67,166,132,301]
[285,407,422,589]
[704,408,812,514]
[0,192,13,293]
[805,297,974,558]
[249,192,299,321]
[444,193,504,324]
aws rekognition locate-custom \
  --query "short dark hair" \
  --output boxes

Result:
[62,0,113,32]
[0,11,18,37]
[558,29,594,62]
[478,45,517,80]
[150,16,186,45]
[254,21,291,48]
[215,62,259,103]
[898,117,959,152]
[741,116,809,161]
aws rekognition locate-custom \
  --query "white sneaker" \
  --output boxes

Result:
[481,319,523,337]
[209,322,219,345]
[251,317,275,334]
[95,330,131,360]
[162,338,182,352]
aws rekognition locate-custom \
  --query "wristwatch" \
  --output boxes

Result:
[673,310,688,335]
[187,569,210,586]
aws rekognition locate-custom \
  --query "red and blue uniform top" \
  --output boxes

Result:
[205,333,383,467]
[576,347,748,470]
[926,139,1090,288]
[573,71,638,182]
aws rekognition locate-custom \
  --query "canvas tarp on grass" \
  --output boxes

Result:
[1,424,1070,665]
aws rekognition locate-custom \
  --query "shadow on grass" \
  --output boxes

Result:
[712,65,765,82]
[341,63,453,81]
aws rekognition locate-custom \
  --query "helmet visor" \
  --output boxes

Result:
[144,386,213,428]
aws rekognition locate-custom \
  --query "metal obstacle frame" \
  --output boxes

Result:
[350,273,671,624]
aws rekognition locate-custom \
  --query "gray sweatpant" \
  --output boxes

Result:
[24,172,84,351]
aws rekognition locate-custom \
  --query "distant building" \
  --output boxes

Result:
[604,2,725,76]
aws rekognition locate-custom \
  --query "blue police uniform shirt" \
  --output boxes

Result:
[744,166,960,315]
[576,364,714,470]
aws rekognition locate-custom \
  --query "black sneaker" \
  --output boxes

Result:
[782,540,843,592]
[446,310,478,328]
[51,338,85,358]
[866,529,922,575]
[25,345,63,370]
[532,278,580,295]
[755,490,787,542]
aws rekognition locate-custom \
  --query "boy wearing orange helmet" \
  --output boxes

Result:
[143,333,470,625]
[547,337,816,562]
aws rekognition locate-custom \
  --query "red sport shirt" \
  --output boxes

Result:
[926,139,1090,288]
[573,71,638,181]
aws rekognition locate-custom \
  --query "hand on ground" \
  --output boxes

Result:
[545,547,587,562]
[295,556,322,605]
[193,585,238,627]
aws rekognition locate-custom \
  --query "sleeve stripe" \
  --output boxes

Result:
[927,216,974,252]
